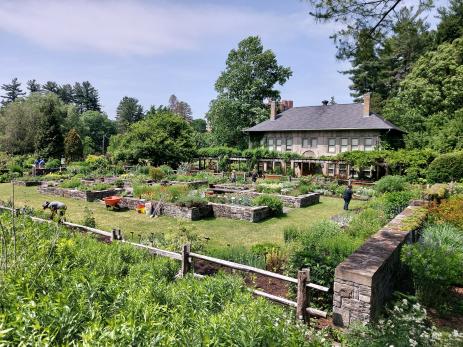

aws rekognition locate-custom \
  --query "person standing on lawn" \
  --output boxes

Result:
[343,185,353,211]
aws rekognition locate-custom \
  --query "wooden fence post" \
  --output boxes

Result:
[181,244,191,277]
[296,268,310,322]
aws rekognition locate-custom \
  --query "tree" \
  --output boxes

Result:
[207,36,292,148]
[145,105,169,117]
[42,81,60,94]
[27,79,41,93]
[108,112,195,166]
[73,81,101,113]
[191,118,207,133]
[383,37,463,151]
[115,96,144,133]
[1,78,25,105]
[307,0,433,59]
[168,94,193,122]
[435,0,463,45]
[80,111,116,154]
[64,128,83,161]
[58,84,74,103]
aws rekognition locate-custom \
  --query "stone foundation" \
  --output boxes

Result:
[209,203,271,222]
[333,201,428,327]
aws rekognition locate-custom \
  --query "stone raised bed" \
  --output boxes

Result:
[209,203,271,222]
[210,187,320,208]
[38,186,122,202]
[14,180,42,186]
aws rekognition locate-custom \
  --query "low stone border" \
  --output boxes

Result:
[38,186,123,202]
[14,180,42,186]
[332,200,429,327]
[209,203,271,222]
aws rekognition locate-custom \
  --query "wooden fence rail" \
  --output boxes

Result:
[0,205,328,321]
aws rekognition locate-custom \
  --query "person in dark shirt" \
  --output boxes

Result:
[342,185,353,210]
[251,170,258,184]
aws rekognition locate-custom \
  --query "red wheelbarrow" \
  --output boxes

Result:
[103,196,122,210]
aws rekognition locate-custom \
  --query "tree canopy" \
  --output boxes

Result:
[207,36,292,148]
[1,78,25,105]
[108,112,195,166]
[115,96,144,133]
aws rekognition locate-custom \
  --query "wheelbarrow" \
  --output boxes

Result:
[103,196,122,210]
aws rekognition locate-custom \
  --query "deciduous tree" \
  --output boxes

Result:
[64,128,83,161]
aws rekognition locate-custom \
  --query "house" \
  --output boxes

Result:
[244,94,405,177]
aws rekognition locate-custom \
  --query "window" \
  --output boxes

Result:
[351,138,359,151]
[311,138,318,148]
[267,139,274,151]
[302,138,309,148]
[286,138,292,151]
[328,163,335,176]
[341,138,348,152]
[328,138,336,153]
[364,138,374,151]
[339,164,347,177]
[276,139,282,152]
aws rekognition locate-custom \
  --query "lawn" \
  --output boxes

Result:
[0,183,366,248]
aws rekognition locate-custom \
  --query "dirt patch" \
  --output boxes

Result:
[427,286,463,332]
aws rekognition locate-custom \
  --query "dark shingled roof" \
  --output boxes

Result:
[244,103,404,132]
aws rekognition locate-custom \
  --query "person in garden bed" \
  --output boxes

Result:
[343,185,353,210]
[43,201,67,221]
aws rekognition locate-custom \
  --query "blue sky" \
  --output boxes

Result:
[0,0,445,119]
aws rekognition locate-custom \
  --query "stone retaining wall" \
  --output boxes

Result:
[39,186,122,202]
[209,203,271,222]
[120,197,146,210]
[332,200,428,327]
[211,188,320,208]
[161,202,213,221]
[14,180,42,186]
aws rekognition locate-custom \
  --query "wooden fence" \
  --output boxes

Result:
[0,206,328,322]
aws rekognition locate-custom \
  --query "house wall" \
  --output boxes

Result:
[255,130,382,158]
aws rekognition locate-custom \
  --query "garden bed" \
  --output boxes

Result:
[209,203,271,222]
[38,185,123,202]
[14,180,42,186]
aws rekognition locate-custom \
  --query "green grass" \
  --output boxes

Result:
[1,183,365,248]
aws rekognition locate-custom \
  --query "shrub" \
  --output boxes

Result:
[148,167,165,181]
[424,183,449,202]
[89,183,112,191]
[82,207,96,228]
[60,177,82,189]
[252,194,283,216]
[430,195,463,229]
[159,164,174,176]
[207,246,266,269]
[8,163,22,174]
[381,191,416,219]
[346,208,387,239]
[402,223,463,312]
[283,226,302,243]
[176,195,208,208]
[288,221,363,308]
[347,297,463,346]
[427,151,463,183]
[374,175,407,193]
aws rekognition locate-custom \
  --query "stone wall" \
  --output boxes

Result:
[39,186,122,202]
[209,203,271,222]
[161,202,213,221]
[14,180,41,186]
[120,197,146,210]
[332,200,428,327]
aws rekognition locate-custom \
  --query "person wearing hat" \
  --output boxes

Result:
[43,201,67,220]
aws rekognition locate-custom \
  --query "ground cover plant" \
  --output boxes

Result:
[0,214,315,346]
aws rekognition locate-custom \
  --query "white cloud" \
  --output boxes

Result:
[0,0,335,56]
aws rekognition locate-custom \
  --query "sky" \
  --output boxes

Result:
[0,0,447,120]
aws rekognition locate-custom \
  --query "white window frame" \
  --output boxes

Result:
[276,139,282,152]
[311,138,318,148]
[286,138,293,152]
[340,138,348,152]
[351,138,359,151]
[364,138,374,151]
[328,138,336,153]
[267,138,274,151]
[328,163,335,176]
[302,138,309,148]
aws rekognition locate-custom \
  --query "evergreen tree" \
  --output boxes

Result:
[27,79,41,93]
[1,78,25,105]
[42,81,60,94]
[58,84,74,104]
[115,96,144,133]
[207,36,292,148]
[34,95,65,158]
[73,81,101,113]
[435,0,463,45]
[64,128,83,161]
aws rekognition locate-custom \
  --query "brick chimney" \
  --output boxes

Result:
[280,100,294,112]
[270,100,277,121]
[363,93,371,117]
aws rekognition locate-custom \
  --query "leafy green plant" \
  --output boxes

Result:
[148,166,165,181]
[207,246,266,269]
[252,194,283,216]
[381,191,416,219]
[44,158,61,169]
[82,207,96,228]
[430,195,463,229]
[374,175,407,193]
[159,164,174,176]
[427,151,463,183]
[60,177,82,189]
[176,195,208,208]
